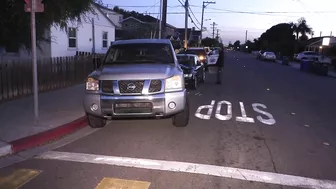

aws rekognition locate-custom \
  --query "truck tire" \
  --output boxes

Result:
[172,98,189,127]
[87,114,106,128]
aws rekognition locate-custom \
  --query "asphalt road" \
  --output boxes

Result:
[1,51,336,189]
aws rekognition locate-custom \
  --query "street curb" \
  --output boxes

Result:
[0,116,88,157]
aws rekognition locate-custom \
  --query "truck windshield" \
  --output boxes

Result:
[104,43,174,64]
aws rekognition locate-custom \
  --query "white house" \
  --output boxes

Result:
[48,3,116,57]
[0,3,116,59]
[95,4,123,28]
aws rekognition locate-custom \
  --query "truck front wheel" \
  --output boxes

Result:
[172,98,189,127]
[87,114,106,128]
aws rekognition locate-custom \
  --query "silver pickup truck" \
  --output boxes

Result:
[84,39,189,128]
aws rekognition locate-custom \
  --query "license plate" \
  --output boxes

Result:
[115,102,152,108]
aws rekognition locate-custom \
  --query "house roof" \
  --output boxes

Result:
[93,3,122,16]
[121,16,176,28]
[92,3,117,28]
[122,16,146,24]
[307,36,336,47]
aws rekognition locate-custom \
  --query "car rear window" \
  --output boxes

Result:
[177,55,195,66]
[304,52,319,56]
[104,43,174,64]
[265,52,275,56]
[183,49,206,56]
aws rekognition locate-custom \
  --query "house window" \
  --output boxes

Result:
[102,31,108,48]
[68,27,77,48]
[119,16,122,22]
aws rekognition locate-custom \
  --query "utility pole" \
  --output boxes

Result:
[200,1,215,44]
[184,0,189,48]
[320,31,322,37]
[92,18,95,54]
[24,0,44,123]
[216,29,219,40]
[210,22,217,38]
[158,0,163,39]
[161,0,167,38]
[245,30,248,43]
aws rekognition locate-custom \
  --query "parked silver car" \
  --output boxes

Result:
[84,39,189,128]
[261,51,276,62]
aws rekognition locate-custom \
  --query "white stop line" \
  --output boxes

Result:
[195,100,276,125]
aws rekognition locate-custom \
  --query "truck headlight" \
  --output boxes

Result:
[184,74,192,78]
[86,77,99,91]
[199,55,205,60]
[165,75,183,91]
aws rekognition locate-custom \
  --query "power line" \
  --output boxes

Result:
[188,7,201,25]
[105,4,336,14]
[177,0,201,30]
[142,11,311,18]
[143,1,160,14]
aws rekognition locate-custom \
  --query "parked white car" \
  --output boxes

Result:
[294,51,320,61]
[260,52,276,62]
[294,51,332,64]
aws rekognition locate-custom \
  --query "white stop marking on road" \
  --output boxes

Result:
[195,100,276,125]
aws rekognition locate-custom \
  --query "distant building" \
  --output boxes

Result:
[118,14,176,39]
[305,36,336,52]
[175,28,201,42]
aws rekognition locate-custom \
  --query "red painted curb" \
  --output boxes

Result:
[10,116,88,153]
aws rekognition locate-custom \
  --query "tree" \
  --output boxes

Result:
[290,17,312,41]
[258,23,296,56]
[233,40,240,49]
[0,0,99,52]
[201,37,219,47]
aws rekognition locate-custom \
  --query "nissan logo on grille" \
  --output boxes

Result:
[127,83,136,91]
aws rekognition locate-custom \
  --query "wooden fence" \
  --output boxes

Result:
[0,55,102,102]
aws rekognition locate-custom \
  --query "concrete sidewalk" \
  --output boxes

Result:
[276,60,336,78]
[0,84,87,157]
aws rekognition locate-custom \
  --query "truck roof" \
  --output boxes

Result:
[112,39,172,45]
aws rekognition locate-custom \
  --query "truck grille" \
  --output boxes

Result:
[101,80,113,93]
[118,80,144,94]
[148,80,162,93]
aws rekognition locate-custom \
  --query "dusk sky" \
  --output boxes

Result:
[102,0,336,44]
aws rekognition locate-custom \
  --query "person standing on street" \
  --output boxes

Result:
[216,43,225,84]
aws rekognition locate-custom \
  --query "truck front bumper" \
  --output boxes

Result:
[84,90,187,119]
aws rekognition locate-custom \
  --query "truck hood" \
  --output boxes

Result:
[95,63,176,80]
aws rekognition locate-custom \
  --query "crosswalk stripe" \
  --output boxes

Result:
[95,177,150,189]
[0,169,41,189]
[36,151,336,189]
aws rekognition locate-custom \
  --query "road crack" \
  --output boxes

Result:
[258,127,278,173]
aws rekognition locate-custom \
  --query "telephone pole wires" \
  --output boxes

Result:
[210,22,217,38]
[200,1,215,43]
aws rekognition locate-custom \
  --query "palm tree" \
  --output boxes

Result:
[297,18,312,38]
[290,18,312,41]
